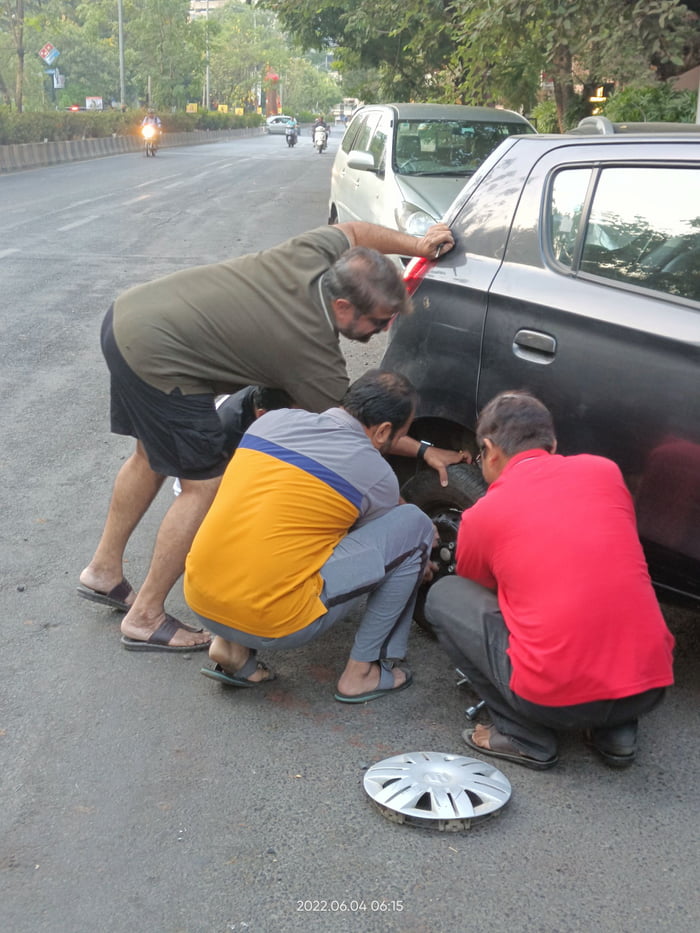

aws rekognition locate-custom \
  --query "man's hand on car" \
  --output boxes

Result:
[415,223,455,260]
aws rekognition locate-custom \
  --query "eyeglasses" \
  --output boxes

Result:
[475,444,487,467]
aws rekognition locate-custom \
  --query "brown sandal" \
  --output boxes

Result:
[462,724,558,771]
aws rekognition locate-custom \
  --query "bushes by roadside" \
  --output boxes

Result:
[0,108,263,145]
[602,84,697,123]
[529,83,697,133]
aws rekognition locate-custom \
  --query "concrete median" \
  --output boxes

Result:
[0,126,264,174]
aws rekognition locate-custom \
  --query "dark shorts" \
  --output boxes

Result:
[101,306,228,480]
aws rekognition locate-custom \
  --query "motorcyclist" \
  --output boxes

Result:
[141,108,162,131]
[312,116,329,150]
[285,116,298,145]
[313,115,330,136]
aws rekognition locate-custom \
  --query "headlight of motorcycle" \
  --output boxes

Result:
[395,205,438,237]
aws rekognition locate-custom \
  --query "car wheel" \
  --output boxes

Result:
[401,463,486,637]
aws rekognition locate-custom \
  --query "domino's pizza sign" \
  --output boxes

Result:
[39,42,60,66]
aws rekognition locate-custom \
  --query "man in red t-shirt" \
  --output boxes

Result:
[426,391,674,770]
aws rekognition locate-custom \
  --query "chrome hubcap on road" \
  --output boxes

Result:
[363,751,511,831]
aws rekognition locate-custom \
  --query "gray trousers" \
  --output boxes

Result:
[426,575,665,760]
[198,504,434,663]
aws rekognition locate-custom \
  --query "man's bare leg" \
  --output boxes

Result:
[79,441,164,603]
[336,659,407,697]
[119,474,222,648]
[208,636,273,683]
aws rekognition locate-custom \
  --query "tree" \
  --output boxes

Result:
[0,0,205,111]
[265,0,700,128]
[449,0,694,129]
[207,3,286,109]
[263,0,458,102]
[127,0,202,109]
[1,0,29,111]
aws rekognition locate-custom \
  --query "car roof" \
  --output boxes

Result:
[567,116,700,135]
[357,103,532,124]
[510,132,700,147]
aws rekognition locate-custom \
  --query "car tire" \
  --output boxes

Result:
[401,463,487,637]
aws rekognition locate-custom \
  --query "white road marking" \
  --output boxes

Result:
[136,174,183,188]
[57,215,99,232]
[120,195,152,206]
[0,248,20,259]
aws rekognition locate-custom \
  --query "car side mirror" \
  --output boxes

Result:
[347,150,376,172]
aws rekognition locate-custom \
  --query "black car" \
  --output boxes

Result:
[381,132,700,611]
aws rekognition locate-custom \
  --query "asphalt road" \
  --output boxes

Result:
[1,132,699,933]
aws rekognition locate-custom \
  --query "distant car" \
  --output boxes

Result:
[265,115,295,135]
[328,103,535,240]
[380,132,700,619]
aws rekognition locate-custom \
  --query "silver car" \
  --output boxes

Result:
[265,114,296,135]
[328,103,535,237]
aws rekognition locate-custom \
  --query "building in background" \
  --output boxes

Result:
[189,0,227,18]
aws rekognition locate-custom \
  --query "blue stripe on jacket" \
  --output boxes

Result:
[239,434,364,510]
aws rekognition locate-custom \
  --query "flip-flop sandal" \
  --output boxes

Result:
[120,614,211,652]
[334,663,413,704]
[200,651,276,687]
[77,577,135,612]
[462,726,558,771]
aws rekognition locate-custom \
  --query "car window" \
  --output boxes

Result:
[579,167,700,302]
[351,112,382,155]
[549,169,593,266]
[368,120,388,171]
[341,115,365,154]
[394,119,533,176]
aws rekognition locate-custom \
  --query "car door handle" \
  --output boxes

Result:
[512,329,557,362]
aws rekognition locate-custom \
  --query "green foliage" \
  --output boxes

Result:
[602,83,698,122]
[5,0,697,127]
[263,0,457,103]
[529,99,558,133]
[266,0,700,128]
[281,58,340,115]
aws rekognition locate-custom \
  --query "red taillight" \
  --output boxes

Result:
[403,256,435,297]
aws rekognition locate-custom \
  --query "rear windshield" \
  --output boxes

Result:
[393,119,533,176]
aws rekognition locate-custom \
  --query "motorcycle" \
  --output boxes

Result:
[313,124,328,154]
[285,125,298,148]
[141,123,159,157]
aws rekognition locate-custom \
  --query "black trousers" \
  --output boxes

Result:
[425,576,665,761]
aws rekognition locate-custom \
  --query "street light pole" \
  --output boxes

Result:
[204,0,210,110]
[117,0,126,108]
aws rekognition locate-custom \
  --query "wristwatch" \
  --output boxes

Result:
[417,440,433,460]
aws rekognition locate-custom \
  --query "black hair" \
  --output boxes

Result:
[252,386,293,411]
[342,369,417,433]
[476,391,556,456]
[323,248,411,319]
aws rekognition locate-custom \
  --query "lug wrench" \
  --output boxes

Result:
[455,668,486,720]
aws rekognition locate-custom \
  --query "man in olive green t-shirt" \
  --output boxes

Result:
[77,221,462,652]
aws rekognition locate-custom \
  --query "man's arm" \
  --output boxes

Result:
[389,434,471,487]
[455,510,497,591]
[338,221,455,261]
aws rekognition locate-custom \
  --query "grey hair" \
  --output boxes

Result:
[323,247,412,318]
